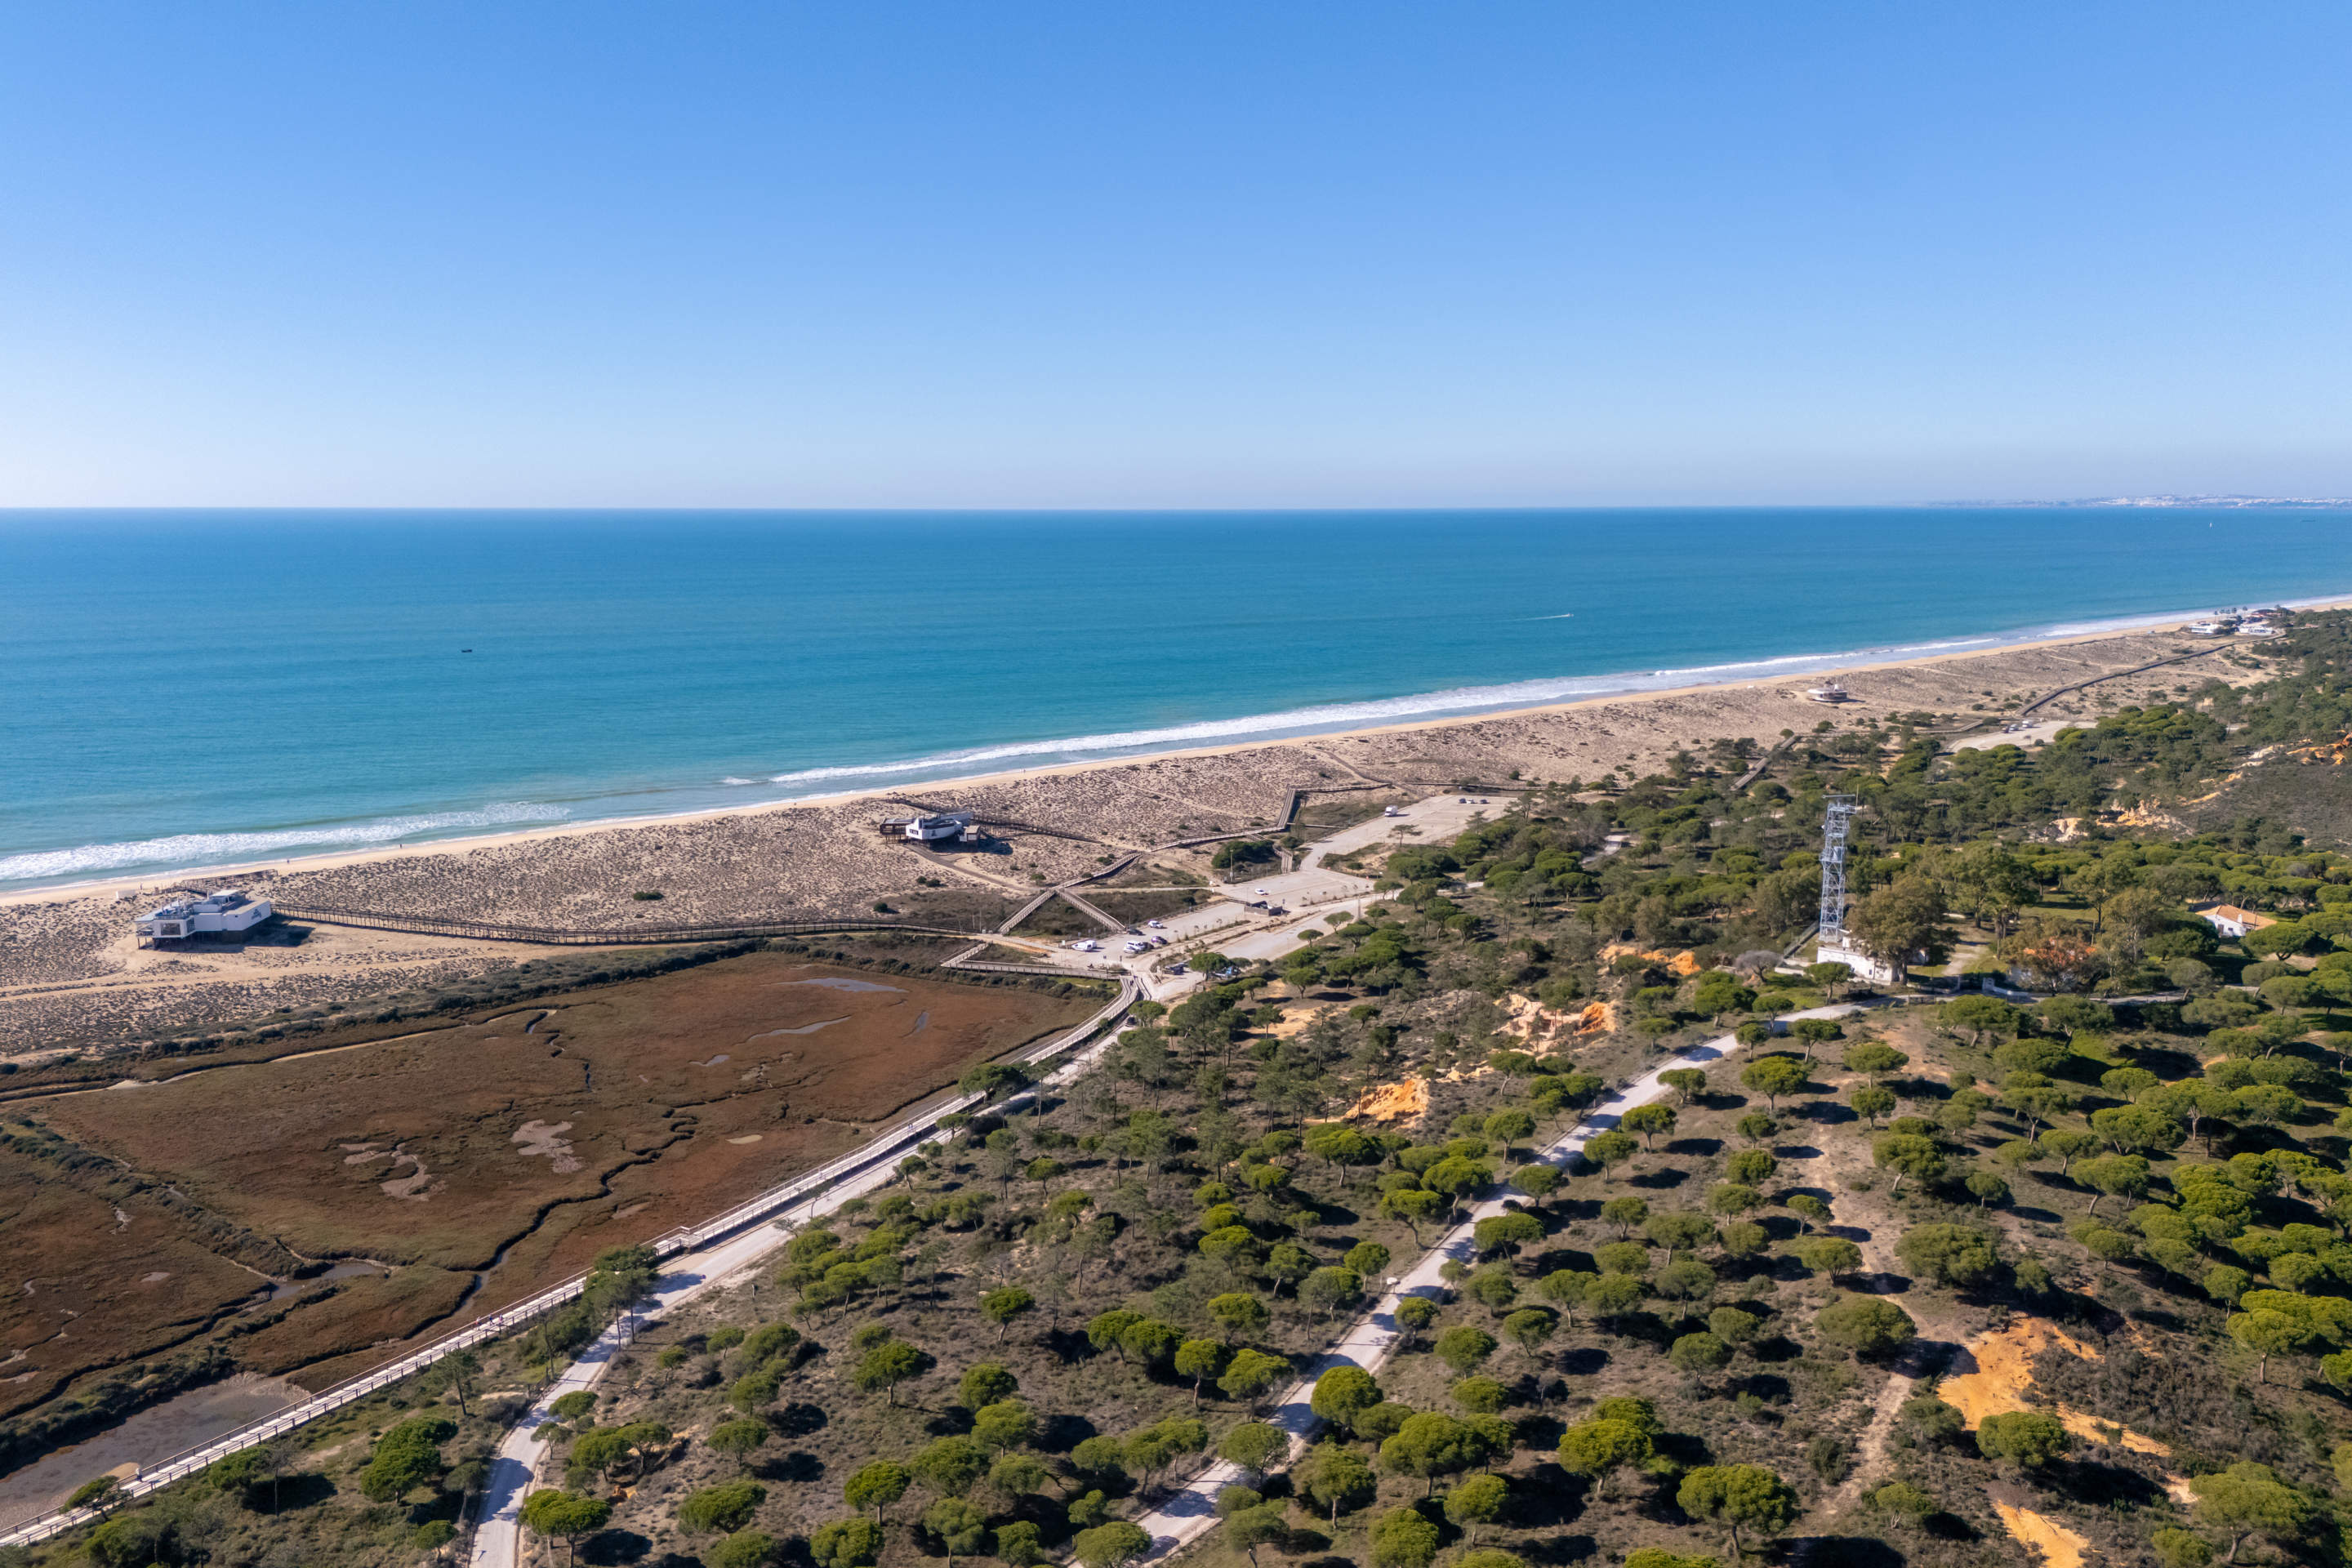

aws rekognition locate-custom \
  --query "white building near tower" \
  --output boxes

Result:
[1812,793,1903,984]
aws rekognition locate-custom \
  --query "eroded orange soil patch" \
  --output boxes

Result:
[1497,993,1616,1046]
[1993,1502,2089,1568]
[1943,1318,2101,1428]
[1946,1317,2178,1459]
[1597,943,1702,976]
[1341,1077,1430,1125]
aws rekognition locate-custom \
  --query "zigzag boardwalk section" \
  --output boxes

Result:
[1057,887,1128,933]
[996,888,1062,934]
[942,957,1109,981]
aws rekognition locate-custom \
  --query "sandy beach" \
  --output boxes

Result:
[0,620,2278,1050]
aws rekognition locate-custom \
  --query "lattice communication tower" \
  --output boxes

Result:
[1818,794,1857,945]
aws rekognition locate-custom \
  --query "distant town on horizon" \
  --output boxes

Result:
[1949,494,2352,508]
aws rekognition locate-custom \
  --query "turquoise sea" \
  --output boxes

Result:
[3,508,2347,892]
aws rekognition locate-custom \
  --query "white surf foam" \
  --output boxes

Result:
[0,803,571,884]
[755,635,2008,791]
[16,589,2341,892]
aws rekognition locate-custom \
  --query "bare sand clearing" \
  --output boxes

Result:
[0,625,2270,1049]
[0,1372,308,1532]
[1992,1500,2090,1568]
[1498,992,1617,1047]
[1339,1077,1432,1125]
[1941,1316,2106,1430]
[1943,1316,2178,1458]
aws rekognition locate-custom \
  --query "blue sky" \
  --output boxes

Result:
[2,2,2348,506]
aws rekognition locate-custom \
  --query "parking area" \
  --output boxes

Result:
[1058,788,1513,996]
[1302,792,1504,866]
[1218,894,1387,964]
[1225,864,1371,908]
[1115,865,1371,947]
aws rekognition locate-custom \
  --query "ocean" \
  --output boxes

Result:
[3,507,2346,892]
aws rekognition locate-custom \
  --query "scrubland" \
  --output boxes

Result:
[23,615,2352,1567]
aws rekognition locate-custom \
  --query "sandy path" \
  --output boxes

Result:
[1993,1499,2090,1568]
[0,1373,309,1531]
[1942,1317,2181,1463]
[1818,1339,1940,1519]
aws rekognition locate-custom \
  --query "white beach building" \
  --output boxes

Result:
[903,810,979,843]
[134,889,274,944]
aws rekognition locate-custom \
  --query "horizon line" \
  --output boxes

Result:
[4,496,2350,517]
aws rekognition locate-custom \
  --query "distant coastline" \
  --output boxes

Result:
[1943,494,2352,508]
[0,592,2328,898]
[7,505,2350,895]
[5,598,2340,906]
[0,614,2291,1057]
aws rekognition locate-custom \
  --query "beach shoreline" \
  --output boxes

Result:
[0,612,2299,1050]
[1,607,2311,911]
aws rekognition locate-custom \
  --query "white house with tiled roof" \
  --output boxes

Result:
[2195,902,2278,939]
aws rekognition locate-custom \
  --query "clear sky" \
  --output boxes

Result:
[3,2,2349,507]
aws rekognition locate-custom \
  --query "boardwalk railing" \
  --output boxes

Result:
[278,782,1405,948]
[1165,782,1392,849]
[2013,643,2231,719]
[0,984,1134,1552]
[274,904,996,947]
[942,959,1109,980]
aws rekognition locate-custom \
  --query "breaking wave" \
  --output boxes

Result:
[755,635,2007,790]
[13,586,2323,893]
[0,803,571,884]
